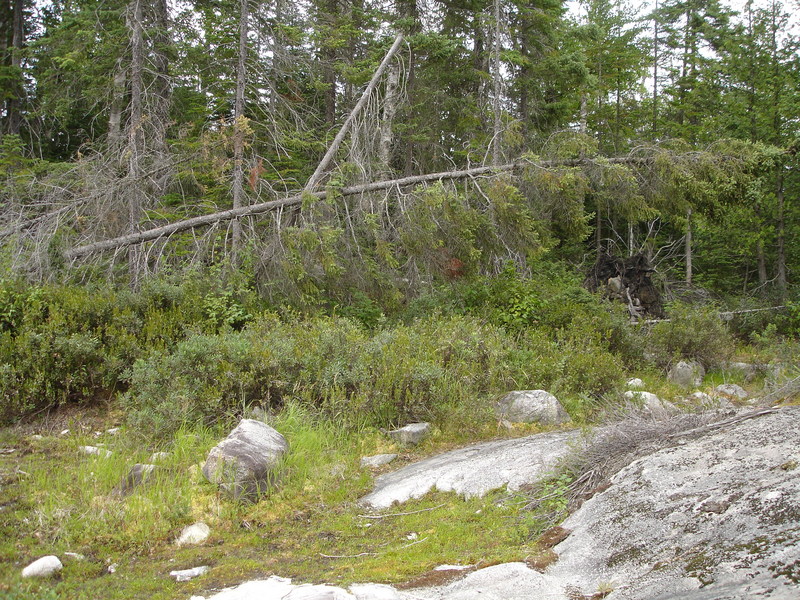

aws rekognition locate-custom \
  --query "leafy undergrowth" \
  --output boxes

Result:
[0,403,561,600]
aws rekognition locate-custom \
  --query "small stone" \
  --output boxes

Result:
[107,562,117,574]
[22,555,63,578]
[360,454,398,468]
[170,565,209,582]
[715,383,748,400]
[149,452,170,463]
[106,427,120,435]
[387,423,431,446]
[30,434,43,440]
[175,522,211,546]
[699,499,730,514]
[626,378,645,389]
[79,445,112,458]
[60,429,70,436]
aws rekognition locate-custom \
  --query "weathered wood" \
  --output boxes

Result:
[65,155,657,259]
[303,33,406,193]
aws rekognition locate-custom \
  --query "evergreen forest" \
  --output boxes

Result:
[2,1,800,598]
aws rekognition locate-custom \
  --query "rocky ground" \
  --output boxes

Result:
[194,406,800,600]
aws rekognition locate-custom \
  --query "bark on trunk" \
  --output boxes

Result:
[231,0,249,262]
[378,59,400,173]
[685,208,692,285]
[776,172,786,294]
[127,0,145,285]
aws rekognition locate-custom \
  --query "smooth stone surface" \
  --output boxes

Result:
[360,454,398,468]
[715,383,749,400]
[360,430,579,510]
[545,406,800,599]
[22,555,63,578]
[387,423,431,446]
[668,360,705,388]
[175,522,210,546]
[203,419,289,501]
[149,451,170,462]
[495,390,571,425]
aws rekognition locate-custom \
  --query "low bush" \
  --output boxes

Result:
[646,301,735,368]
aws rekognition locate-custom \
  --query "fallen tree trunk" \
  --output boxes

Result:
[66,155,665,259]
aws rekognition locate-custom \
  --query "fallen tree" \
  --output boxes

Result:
[66,156,654,259]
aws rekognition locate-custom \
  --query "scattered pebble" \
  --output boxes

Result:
[360,454,398,468]
[149,451,170,462]
[107,563,118,574]
[106,427,120,435]
[63,552,86,561]
[60,429,70,436]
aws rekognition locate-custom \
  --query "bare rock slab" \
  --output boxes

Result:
[171,565,209,582]
[496,390,571,425]
[203,419,289,501]
[112,463,156,496]
[714,383,749,400]
[360,430,579,510]
[546,406,800,599]
[22,555,63,578]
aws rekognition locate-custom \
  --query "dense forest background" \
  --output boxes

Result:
[1,0,797,297]
[1,0,799,427]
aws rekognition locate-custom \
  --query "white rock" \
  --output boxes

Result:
[106,427,120,435]
[21,555,63,578]
[170,565,209,582]
[149,451,170,462]
[175,522,211,546]
[30,434,43,440]
[495,390,571,425]
[360,454,398,468]
[626,378,645,389]
[387,423,431,446]
[60,429,69,436]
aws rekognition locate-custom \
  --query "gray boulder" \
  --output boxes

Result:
[202,419,289,501]
[170,565,209,582]
[668,360,705,388]
[626,378,645,389]
[495,390,571,425]
[387,423,431,446]
[22,555,63,578]
[714,383,749,400]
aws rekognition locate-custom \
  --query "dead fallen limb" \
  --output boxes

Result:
[65,156,651,259]
[666,407,780,440]
[641,305,788,325]
[320,552,378,559]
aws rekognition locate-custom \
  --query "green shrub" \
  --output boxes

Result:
[647,302,735,368]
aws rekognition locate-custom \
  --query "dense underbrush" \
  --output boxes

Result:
[0,268,797,439]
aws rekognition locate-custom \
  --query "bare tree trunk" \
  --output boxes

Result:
[303,33,405,193]
[231,0,249,262]
[6,0,23,135]
[595,203,602,253]
[652,0,659,135]
[685,208,692,284]
[579,94,588,135]
[757,241,767,285]
[150,0,171,154]
[108,60,127,146]
[378,59,400,173]
[776,172,786,295]
[491,0,502,166]
[127,0,145,285]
